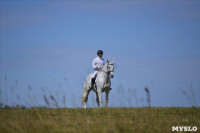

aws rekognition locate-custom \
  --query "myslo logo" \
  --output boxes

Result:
[172,126,198,131]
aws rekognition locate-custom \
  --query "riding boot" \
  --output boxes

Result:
[91,78,95,88]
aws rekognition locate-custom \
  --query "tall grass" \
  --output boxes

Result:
[0,75,199,132]
[178,84,198,107]
[0,74,199,108]
[145,87,151,107]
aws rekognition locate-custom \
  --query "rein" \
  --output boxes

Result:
[100,63,114,76]
[101,69,113,75]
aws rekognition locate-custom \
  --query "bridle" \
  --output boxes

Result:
[101,69,113,75]
[101,65,114,75]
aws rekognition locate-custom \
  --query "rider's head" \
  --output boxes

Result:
[97,50,103,58]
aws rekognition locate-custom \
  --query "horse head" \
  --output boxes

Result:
[103,60,115,78]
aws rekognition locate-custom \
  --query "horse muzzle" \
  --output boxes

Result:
[109,72,114,78]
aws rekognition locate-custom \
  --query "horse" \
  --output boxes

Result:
[81,60,114,108]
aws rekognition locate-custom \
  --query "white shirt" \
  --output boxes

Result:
[92,56,105,70]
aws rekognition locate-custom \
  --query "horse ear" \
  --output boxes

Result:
[112,60,114,64]
[107,60,109,63]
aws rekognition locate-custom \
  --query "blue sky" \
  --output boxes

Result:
[0,0,200,108]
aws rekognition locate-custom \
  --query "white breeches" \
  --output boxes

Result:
[91,70,99,79]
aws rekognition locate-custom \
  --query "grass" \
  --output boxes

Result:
[0,107,199,133]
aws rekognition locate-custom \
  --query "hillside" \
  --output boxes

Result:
[0,107,199,133]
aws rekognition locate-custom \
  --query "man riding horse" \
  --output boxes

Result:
[82,50,114,108]
[91,50,104,88]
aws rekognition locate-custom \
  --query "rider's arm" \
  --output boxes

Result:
[92,59,98,70]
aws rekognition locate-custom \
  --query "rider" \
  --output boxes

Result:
[91,50,104,88]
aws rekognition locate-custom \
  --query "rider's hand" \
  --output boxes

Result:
[97,66,101,69]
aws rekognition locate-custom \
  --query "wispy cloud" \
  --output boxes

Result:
[178,10,200,20]
[0,12,52,29]
[1,0,200,29]
[1,46,96,69]
[118,56,200,82]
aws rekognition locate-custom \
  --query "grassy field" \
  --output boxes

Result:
[0,107,199,133]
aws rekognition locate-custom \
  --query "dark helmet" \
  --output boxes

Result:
[97,50,103,55]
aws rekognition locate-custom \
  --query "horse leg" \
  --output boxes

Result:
[97,88,102,107]
[96,92,100,107]
[105,90,109,107]
[84,102,87,108]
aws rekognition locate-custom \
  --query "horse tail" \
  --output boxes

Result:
[81,83,87,104]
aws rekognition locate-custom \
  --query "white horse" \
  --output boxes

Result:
[81,60,114,108]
